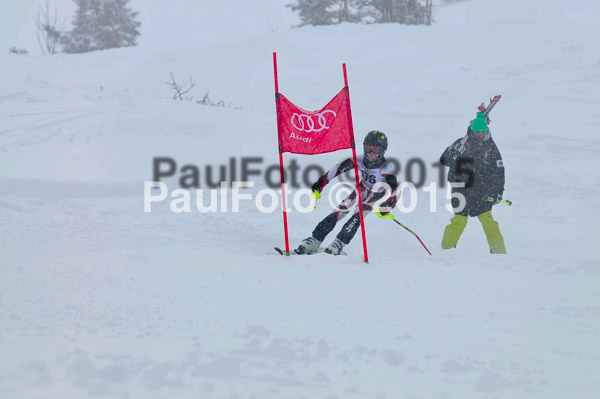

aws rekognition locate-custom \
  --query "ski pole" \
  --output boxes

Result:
[311,190,321,210]
[482,195,512,206]
[374,206,432,256]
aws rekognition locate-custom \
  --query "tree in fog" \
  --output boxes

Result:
[34,0,63,54]
[287,0,336,26]
[288,0,431,26]
[287,0,361,25]
[359,0,430,24]
[62,0,141,53]
[334,0,362,23]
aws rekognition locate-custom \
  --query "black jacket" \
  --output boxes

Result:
[440,128,505,216]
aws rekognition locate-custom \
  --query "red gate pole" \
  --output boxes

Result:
[273,52,291,255]
[343,63,369,263]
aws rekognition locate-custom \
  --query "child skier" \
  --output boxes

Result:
[295,131,399,255]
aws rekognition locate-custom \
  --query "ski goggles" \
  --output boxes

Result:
[364,145,382,154]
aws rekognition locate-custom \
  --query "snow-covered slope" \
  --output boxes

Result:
[1,0,599,398]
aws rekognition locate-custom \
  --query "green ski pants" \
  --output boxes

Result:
[441,211,506,254]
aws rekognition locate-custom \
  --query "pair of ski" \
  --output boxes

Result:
[479,95,501,119]
[274,247,347,256]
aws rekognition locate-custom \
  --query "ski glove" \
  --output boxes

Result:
[377,196,397,215]
[484,193,502,205]
[311,176,329,194]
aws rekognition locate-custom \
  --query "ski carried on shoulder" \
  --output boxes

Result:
[460,95,502,146]
[478,95,501,119]
[274,247,347,256]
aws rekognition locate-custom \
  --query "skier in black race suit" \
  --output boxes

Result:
[295,131,399,255]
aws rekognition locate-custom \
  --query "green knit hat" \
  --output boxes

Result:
[471,112,488,133]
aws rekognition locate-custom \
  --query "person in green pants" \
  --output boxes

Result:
[440,112,507,254]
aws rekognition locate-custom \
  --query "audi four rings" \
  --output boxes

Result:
[291,110,337,133]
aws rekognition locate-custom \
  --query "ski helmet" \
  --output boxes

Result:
[363,130,387,168]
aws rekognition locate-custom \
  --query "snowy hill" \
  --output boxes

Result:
[1,0,600,398]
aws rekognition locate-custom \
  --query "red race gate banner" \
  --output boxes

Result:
[272,52,368,262]
[276,89,353,155]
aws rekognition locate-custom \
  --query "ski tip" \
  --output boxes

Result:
[275,247,292,256]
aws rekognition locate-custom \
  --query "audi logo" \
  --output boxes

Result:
[291,110,337,133]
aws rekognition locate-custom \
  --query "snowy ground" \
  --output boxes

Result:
[1,0,600,398]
